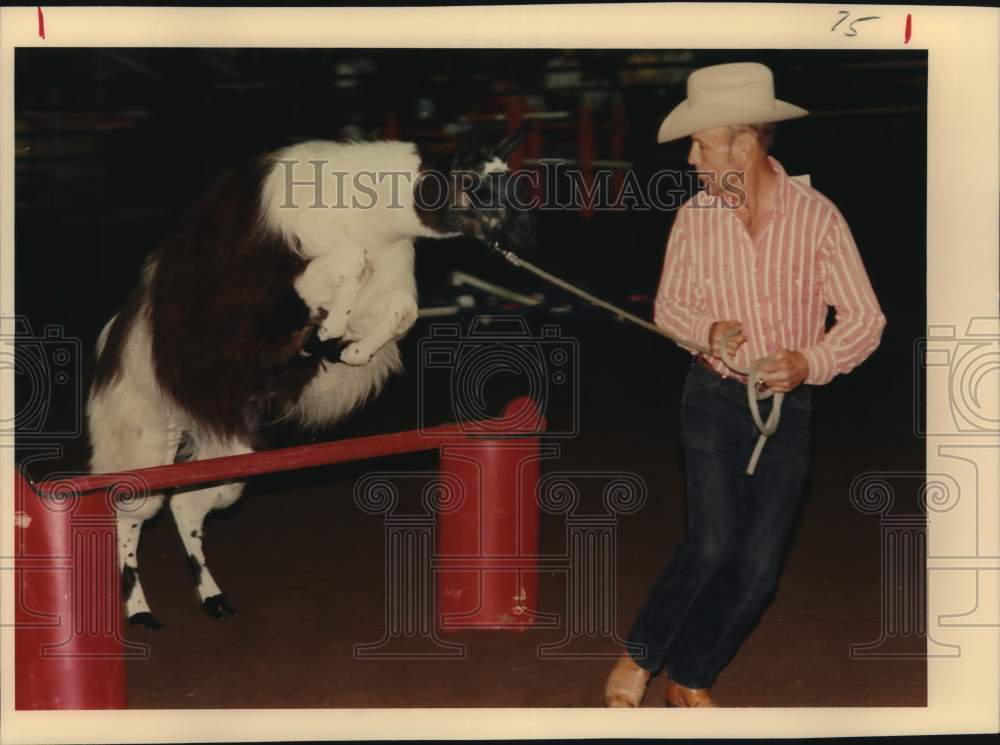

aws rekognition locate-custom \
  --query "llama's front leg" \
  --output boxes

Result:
[340,292,419,366]
[293,245,372,341]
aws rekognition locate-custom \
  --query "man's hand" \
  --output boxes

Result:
[709,320,745,359]
[757,349,810,392]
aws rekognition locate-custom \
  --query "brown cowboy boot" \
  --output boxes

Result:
[604,654,651,707]
[664,677,718,707]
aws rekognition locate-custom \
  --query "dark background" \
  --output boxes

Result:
[12,48,928,707]
[13,48,926,451]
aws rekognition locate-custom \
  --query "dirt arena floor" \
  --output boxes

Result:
[48,313,922,710]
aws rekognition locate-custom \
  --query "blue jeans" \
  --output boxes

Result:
[627,359,812,689]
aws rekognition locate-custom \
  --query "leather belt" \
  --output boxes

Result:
[696,354,717,374]
[696,354,734,380]
[696,354,756,388]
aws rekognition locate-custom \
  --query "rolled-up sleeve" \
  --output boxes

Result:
[653,207,715,353]
[801,210,887,386]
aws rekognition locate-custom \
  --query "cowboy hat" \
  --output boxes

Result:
[657,62,808,143]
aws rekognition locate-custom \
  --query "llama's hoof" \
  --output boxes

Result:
[203,594,238,619]
[129,612,166,630]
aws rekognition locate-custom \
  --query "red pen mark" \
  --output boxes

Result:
[904,13,912,44]
[37,7,45,39]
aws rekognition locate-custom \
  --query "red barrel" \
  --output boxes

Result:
[436,397,545,631]
[14,469,130,709]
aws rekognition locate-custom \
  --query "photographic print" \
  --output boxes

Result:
[1,3,996,742]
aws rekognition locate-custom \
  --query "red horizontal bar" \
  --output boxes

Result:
[432,557,569,569]
[34,397,545,498]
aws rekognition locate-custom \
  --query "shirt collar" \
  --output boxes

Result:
[767,156,790,218]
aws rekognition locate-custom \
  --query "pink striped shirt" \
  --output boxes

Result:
[654,157,886,386]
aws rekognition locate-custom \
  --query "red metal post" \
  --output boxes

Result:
[14,469,132,709]
[436,397,545,631]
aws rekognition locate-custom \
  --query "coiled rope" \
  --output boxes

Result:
[489,242,781,475]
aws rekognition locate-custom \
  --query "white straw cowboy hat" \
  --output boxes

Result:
[657,62,809,143]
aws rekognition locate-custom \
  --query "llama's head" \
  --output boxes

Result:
[416,123,534,251]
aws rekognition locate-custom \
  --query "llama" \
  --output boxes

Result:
[88,125,531,628]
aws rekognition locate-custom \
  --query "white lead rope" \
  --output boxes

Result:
[490,243,781,475]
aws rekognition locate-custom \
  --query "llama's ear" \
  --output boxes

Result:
[494,122,531,162]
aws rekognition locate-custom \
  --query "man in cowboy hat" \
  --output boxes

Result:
[604,62,886,707]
